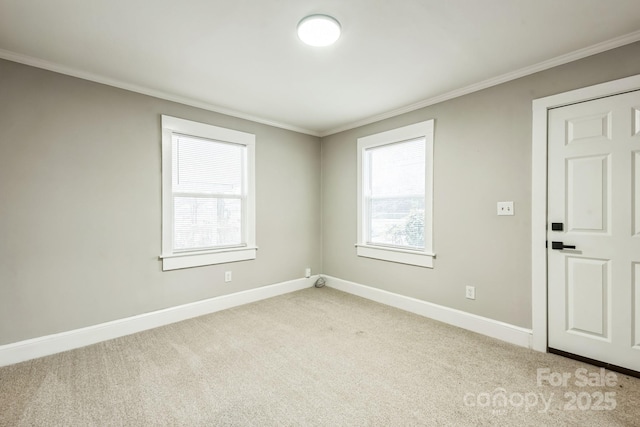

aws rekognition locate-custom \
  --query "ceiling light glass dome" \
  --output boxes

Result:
[297,15,341,47]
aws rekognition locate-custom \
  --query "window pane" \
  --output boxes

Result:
[368,138,425,197]
[366,137,426,250]
[173,197,242,251]
[368,197,425,249]
[173,134,244,195]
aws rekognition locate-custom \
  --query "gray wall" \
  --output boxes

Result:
[0,59,321,345]
[321,41,640,329]
[2,41,640,346]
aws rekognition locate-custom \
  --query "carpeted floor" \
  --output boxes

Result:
[1,286,639,426]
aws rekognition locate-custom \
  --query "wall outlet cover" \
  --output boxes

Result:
[497,201,514,216]
[465,285,476,300]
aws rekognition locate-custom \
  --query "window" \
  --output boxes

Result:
[160,115,256,270]
[356,120,434,268]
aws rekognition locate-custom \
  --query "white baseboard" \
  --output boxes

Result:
[0,276,316,367]
[324,275,532,348]
[0,274,533,367]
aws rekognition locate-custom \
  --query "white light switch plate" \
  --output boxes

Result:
[497,201,514,216]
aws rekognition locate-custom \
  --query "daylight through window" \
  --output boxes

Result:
[357,120,434,268]
[160,115,256,271]
[172,134,245,251]
[365,137,426,249]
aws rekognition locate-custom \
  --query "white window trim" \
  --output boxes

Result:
[160,115,256,271]
[356,120,435,268]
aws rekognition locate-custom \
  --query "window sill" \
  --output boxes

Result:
[160,247,257,271]
[355,244,434,268]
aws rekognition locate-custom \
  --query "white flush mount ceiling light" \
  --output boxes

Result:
[297,14,341,47]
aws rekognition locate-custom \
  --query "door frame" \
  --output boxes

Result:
[531,73,640,352]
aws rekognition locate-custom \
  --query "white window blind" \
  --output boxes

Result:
[172,134,246,251]
[160,115,256,271]
[365,138,426,249]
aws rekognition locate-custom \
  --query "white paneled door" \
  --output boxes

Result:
[548,90,640,372]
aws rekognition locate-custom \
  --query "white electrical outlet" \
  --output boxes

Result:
[305,268,311,278]
[225,271,232,282]
[497,201,514,216]
[465,285,476,300]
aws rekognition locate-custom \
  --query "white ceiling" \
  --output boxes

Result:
[1,0,639,136]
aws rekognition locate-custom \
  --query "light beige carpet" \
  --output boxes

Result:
[1,286,639,426]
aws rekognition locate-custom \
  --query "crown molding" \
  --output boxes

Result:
[2,28,640,139]
[0,49,320,137]
[320,29,640,137]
